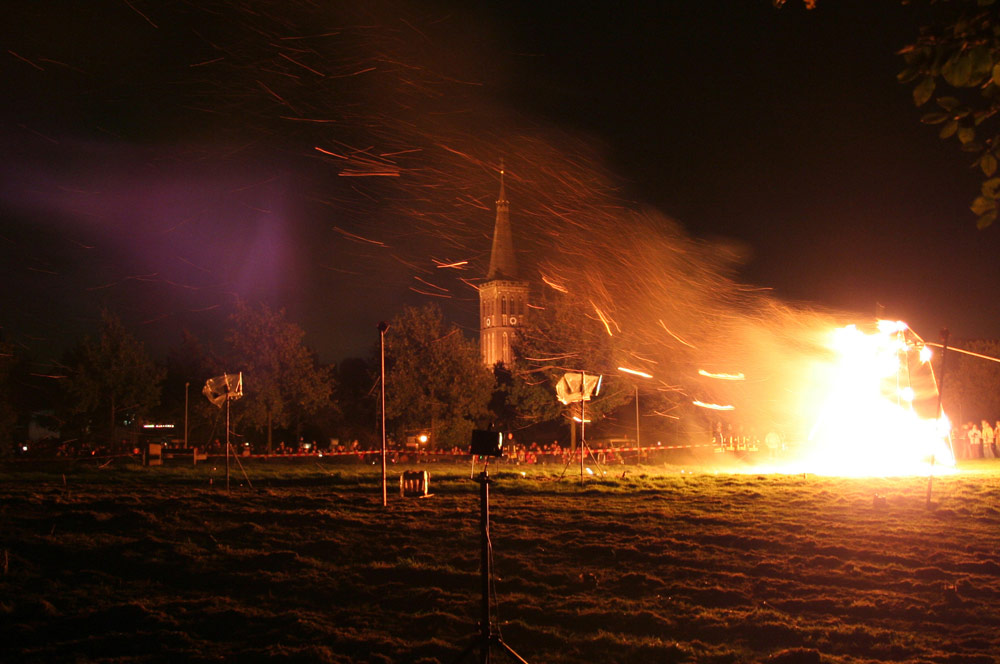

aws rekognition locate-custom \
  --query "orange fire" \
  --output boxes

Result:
[792,320,955,476]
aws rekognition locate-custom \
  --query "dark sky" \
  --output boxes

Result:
[1,0,995,369]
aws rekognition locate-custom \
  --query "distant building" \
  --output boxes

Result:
[479,164,529,367]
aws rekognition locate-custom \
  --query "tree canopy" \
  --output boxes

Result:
[898,0,1000,227]
[382,304,493,448]
[512,290,636,438]
[226,301,335,452]
[66,309,165,442]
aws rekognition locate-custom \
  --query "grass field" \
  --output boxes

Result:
[3,456,1000,663]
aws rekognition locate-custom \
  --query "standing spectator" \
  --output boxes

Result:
[983,420,995,459]
[765,430,782,459]
[955,424,968,460]
[969,423,983,459]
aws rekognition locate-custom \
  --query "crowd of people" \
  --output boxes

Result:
[954,420,1000,459]
[386,441,644,466]
[710,422,789,458]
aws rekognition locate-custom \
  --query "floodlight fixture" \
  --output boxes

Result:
[555,371,602,404]
[202,372,244,493]
[202,372,243,407]
[554,370,603,484]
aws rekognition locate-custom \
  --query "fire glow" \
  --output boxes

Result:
[794,320,955,477]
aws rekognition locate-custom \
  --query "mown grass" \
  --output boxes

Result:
[3,457,1000,663]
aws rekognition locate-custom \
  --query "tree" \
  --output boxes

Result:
[226,301,335,453]
[511,290,634,445]
[160,330,225,447]
[775,1,1000,226]
[66,310,165,446]
[333,356,378,448]
[488,360,563,435]
[383,304,494,448]
[898,0,1000,227]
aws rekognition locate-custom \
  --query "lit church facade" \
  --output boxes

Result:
[479,167,529,368]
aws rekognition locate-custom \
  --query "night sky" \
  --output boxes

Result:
[1,1,995,369]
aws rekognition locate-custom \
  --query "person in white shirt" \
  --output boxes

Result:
[982,420,995,459]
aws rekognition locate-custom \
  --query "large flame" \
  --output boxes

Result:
[790,320,955,476]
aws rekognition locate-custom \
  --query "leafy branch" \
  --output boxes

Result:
[899,0,1000,227]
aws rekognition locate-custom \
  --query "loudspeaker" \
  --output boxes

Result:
[470,430,504,457]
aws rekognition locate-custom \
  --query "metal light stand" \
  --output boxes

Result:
[558,400,606,484]
[553,370,606,483]
[224,396,252,492]
[576,393,608,482]
[452,469,530,664]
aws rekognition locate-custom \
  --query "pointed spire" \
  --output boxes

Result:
[497,158,507,205]
[487,160,517,280]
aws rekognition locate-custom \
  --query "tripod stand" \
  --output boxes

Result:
[452,469,530,664]
[555,436,608,483]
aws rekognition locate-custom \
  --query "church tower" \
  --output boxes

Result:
[479,164,529,368]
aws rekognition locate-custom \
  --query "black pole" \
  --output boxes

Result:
[451,470,531,664]
[226,397,231,494]
[479,471,491,662]
[579,371,585,484]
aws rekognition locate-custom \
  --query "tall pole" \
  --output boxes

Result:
[479,471,491,656]
[634,385,640,450]
[184,382,190,448]
[580,370,586,484]
[379,322,390,507]
[225,397,231,494]
[935,328,950,422]
[618,367,653,465]
[928,328,950,508]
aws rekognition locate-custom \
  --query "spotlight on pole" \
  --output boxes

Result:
[618,367,653,461]
[555,371,602,483]
[202,372,246,493]
[453,430,530,663]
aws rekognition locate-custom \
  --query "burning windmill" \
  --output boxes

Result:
[800,320,954,477]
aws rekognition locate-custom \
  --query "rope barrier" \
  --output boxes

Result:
[238,441,731,459]
[5,442,750,462]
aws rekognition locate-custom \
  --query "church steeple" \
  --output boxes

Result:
[479,161,530,368]
[486,161,517,280]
